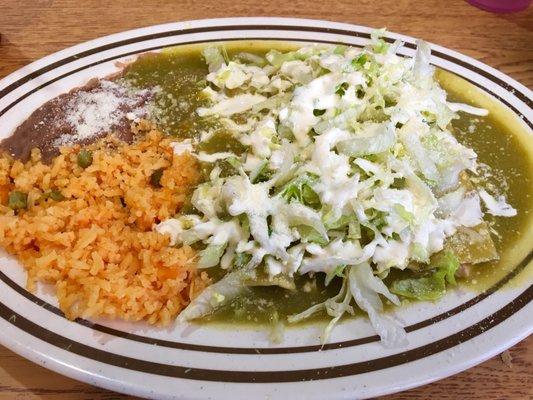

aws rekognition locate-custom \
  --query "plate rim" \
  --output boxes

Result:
[0,17,531,400]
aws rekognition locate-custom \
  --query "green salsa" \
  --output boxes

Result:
[122,42,533,327]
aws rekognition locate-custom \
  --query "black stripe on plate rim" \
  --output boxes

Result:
[0,35,531,130]
[0,249,531,355]
[0,282,531,383]
[0,24,370,102]
[0,27,532,355]
[0,23,531,108]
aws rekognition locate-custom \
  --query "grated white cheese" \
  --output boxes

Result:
[55,80,154,145]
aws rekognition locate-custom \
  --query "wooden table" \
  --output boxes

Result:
[0,1,531,399]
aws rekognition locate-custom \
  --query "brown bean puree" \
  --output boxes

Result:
[0,78,155,162]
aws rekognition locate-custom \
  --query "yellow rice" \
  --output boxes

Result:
[0,122,209,325]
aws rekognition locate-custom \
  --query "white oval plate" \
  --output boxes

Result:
[0,17,531,400]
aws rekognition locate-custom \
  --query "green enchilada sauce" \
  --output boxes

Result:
[122,43,532,326]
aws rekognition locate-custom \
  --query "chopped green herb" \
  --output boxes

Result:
[42,189,65,202]
[77,149,93,168]
[8,191,28,210]
[313,109,326,117]
[49,190,65,201]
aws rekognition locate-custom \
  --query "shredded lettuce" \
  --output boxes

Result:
[234,51,267,67]
[158,31,515,346]
[297,225,329,245]
[336,122,396,157]
[266,49,308,68]
[348,263,405,347]
[178,270,247,323]
[412,40,433,85]
[280,173,321,208]
[202,46,227,73]
[325,265,347,286]
[197,94,267,117]
[390,251,459,301]
[288,277,353,343]
[198,244,227,268]
[291,263,405,345]
[249,159,271,183]
[479,189,517,217]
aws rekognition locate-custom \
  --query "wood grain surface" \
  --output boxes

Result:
[0,0,531,399]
